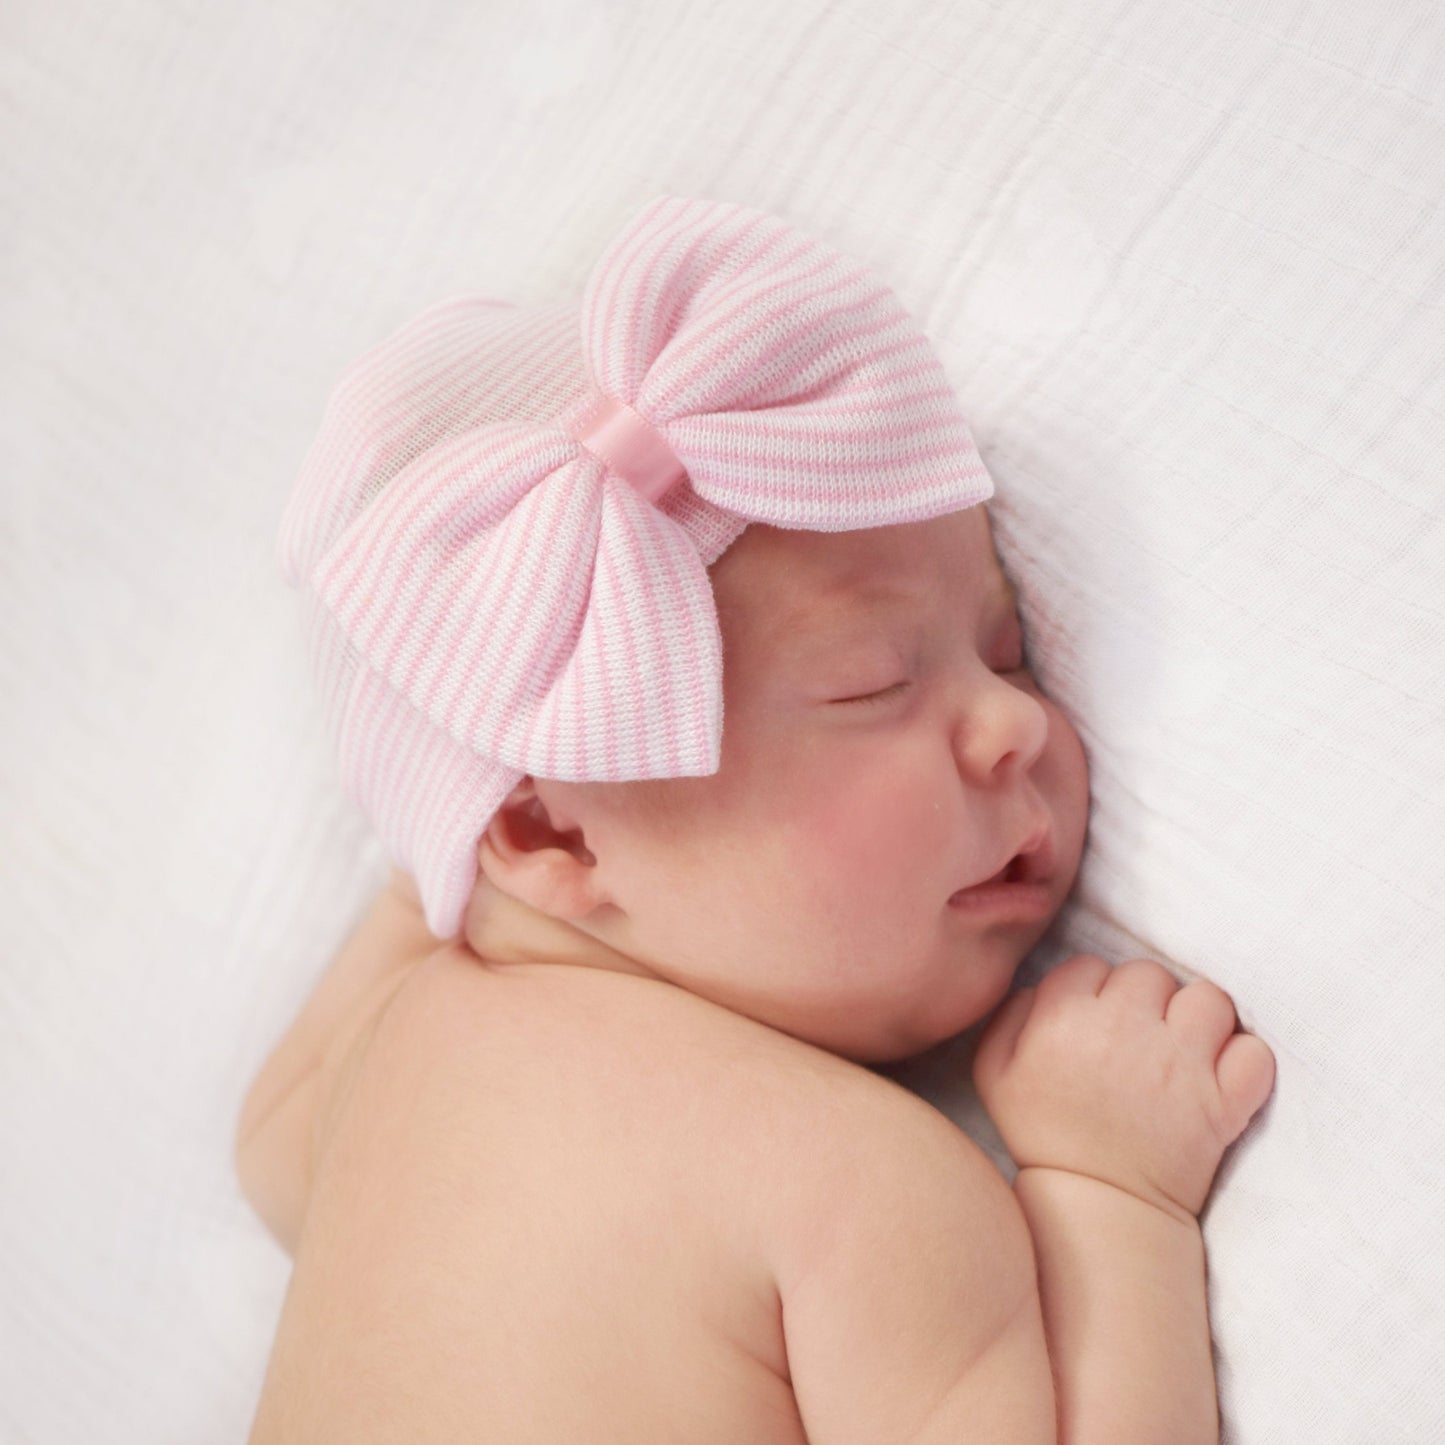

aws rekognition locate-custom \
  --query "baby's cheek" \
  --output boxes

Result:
[1034,701,1091,858]
[788,758,944,903]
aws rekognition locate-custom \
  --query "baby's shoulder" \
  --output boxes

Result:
[347,943,994,1196]
[333,945,1018,1264]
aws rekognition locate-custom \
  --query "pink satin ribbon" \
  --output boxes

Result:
[562,391,687,503]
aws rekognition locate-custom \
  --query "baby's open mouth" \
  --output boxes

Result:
[963,829,1054,892]
[980,856,1026,887]
[951,856,1020,903]
[947,834,1055,917]
[1001,856,1027,883]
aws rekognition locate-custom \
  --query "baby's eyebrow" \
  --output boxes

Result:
[780,577,922,642]
[782,570,1021,649]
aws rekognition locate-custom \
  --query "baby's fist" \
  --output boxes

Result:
[973,955,1275,1219]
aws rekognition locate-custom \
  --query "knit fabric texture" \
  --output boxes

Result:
[277,193,995,939]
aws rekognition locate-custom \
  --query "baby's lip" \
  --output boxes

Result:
[964,823,1054,890]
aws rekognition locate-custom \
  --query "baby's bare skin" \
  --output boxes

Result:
[241,509,1274,1440]
[247,919,1053,1442]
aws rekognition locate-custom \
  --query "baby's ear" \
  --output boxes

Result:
[477,777,604,920]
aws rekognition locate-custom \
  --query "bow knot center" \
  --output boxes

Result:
[561,391,687,503]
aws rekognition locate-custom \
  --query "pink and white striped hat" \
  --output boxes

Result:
[278,194,994,939]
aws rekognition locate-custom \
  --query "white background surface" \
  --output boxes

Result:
[3,1,1442,1440]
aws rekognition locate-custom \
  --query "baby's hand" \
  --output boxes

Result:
[973,955,1275,1221]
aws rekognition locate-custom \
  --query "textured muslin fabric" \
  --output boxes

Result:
[278,193,993,940]
[5,3,1444,1443]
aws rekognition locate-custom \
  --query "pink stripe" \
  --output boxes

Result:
[692,283,895,413]
[661,349,959,473]
[391,436,551,710]
[587,199,682,356]
[460,481,577,750]
[598,203,773,401]
[369,646,434,851]
[342,424,558,686]
[318,303,570,633]
[678,438,987,483]
[642,503,692,776]
[649,243,842,415]
[444,463,590,753]
[605,202,724,391]
[592,530,622,778]
[687,397,970,459]
[716,379,958,423]
[325,429,504,668]
[609,491,656,774]
[340,655,378,798]
[304,349,502,627]
[405,715,459,876]
[317,301,504,518]
[437,469,558,746]
[280,300,483,577]
[332,295,485,397]
[676,239,853,356]
[367,688,406,855]
[768,372,959,413]
[485,473,601,759]
[318,322,564,644]
[685,220,804,320]
[541,621,565,778]
[683,438,984,489]
[585,201,688,395]
[653,259,871,420]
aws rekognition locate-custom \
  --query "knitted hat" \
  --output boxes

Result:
[278,194,994,939]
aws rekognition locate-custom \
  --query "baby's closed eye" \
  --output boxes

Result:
[829,679,913,706]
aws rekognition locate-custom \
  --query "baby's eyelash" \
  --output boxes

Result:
[832,680,912,705]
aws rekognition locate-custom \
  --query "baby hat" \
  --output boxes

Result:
[278,193,994,940]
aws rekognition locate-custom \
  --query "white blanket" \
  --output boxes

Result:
[3,1,1441,1440]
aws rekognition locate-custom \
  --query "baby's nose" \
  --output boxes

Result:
[951,672,1050,783]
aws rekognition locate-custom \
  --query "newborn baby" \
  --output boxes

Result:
[237,196,1274,1443]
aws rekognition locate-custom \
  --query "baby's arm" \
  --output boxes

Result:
[778,1089,1060,1443]
[973,956,1276,1444]
[235,869,439,1252]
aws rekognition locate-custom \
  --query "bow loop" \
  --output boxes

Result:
[311,421,721,780]
[577,197,991,529]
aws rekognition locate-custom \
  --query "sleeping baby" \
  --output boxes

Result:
[236,194,1275,1443]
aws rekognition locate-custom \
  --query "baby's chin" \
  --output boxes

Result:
[795,944,1027,1066]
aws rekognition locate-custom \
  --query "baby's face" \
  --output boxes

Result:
[540,505,1090,1063]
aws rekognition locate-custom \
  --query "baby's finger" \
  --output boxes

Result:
[1101,957,1181,1017]
[1165,978,1238,1049]
[1035,953,1112,1009]
[1214,1032,1277,1138]
[972,986,1036,1088]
